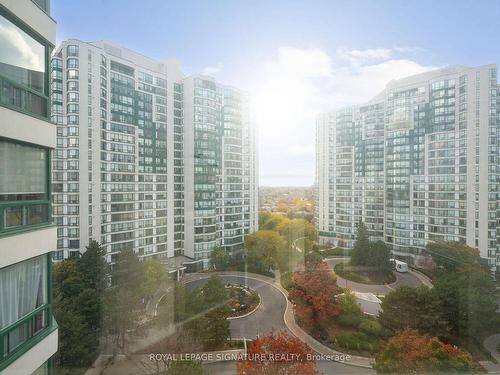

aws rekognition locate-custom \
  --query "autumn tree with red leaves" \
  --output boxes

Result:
[374,328,480,374]
[237,331,321,375]
[288,261,341,332]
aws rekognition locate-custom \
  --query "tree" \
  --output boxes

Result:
[142,258,168,298]
[428,242,498,338]
[374,329,479,374]
[434,269,498,338]
[112,248,145,291]
[426,241,482,272]
[237,331,320,375]
[54,296,97,368]
[103,249,145,353]
[379,286,449,337]
[259,211,287,230]
[244,230,286,275]
[53,260,99,368]
[210,246,231,270]
[288,261,341,332]
[184,306,230,349]
[201,275,229,308]
[276,218,317,245]
[338,290,362,316]
[78,240,108,293]
[367,240,392,274]
[351,220,370,266]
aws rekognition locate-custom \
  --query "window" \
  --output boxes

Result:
[67,92,79,102]
[0,12,49,117]
[67,69,79,79]
[0,255,49,359]
[0,13,46,94]
[67,81,79,91]
[67,44,79,57]
[0,141,50,233]
[67,58,79,69]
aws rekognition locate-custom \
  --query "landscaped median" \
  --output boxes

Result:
[334,262,396,285]
[226,284,261,320]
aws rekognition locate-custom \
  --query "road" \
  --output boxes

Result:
[326,258,425,295]
[186,274,287,338]
[186,274,375,375]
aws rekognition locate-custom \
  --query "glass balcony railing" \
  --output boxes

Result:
[0,305,56,371]
[0,201,51,236]
[0,76,49,120]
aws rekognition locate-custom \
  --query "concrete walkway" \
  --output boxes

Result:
[481,334,500,373]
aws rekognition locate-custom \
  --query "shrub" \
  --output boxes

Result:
[280,271,292,291]
[337,312,362,328]
[321,247,351,257]
[359,319,382,337]
[336,332,379,353]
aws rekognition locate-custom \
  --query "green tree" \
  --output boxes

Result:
[54,297,97,368]
[142,258,168,298]
[244,230,286,275]
[276,218,317,245]
[434,269,498,338]
[259,211,287,230]
[426,241,482,272]
[78,240,108,293]
[379,286,449,337]
[201,275,229,308]
[351,221,370,266]
[210,246,231,270]
[53,256,105,370]
[367,240,392,273]
[428,242,498,338]
[104,249,145,353]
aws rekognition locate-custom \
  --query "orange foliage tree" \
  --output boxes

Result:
[374,328,480,374]
[288,261,341,332]
[237,331,320,375]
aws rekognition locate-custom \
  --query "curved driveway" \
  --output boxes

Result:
[326,258,425,295]
[185,274,287,338]
[185,273,374,374]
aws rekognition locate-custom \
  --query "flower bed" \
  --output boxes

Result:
[225,284,260,318]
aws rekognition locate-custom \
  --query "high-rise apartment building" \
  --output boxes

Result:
[51,40,258,269]
[183,77,258,266]
[0,0,58,374]
[316,65,499,272]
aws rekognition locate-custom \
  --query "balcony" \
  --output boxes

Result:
[0,305,56,370]
[0,75,48,120]
[0,201,51,237]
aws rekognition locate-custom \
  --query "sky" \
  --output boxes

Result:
[52,0,500,186]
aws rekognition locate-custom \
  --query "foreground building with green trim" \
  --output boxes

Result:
[316,65,500,273]
[50,40,258,269]
[0,0,58,373]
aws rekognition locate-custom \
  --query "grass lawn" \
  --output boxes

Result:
[334,262,396,284]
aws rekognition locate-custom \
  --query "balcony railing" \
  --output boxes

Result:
[0,75,48,120]
[0,201,51,236]
[0,304,56,372]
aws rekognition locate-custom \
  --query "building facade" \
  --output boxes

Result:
[0,0,58,374]
[316,65,499,272]
[51,41,258,268]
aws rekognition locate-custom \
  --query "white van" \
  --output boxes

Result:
[393,259,408,273]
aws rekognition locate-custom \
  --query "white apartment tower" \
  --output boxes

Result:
[51,41,258,268]
[179,76,258,268]
[0,0,58,374]
[316,65,499,272]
